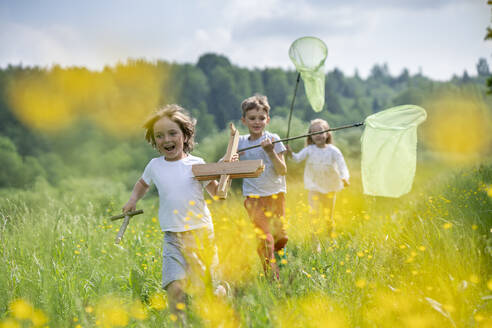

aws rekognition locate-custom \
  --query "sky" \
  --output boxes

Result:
[0,0,491,81]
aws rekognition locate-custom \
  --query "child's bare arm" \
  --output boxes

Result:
[261,138,287,176]
[122,178,150,212]
[285,144,293,158]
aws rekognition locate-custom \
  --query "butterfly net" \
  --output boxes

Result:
[288,36,327,112]
[361,105,427,197]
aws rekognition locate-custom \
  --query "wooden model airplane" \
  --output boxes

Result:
[192,123,264,199]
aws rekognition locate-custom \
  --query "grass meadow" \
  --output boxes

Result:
[1,159,491,327]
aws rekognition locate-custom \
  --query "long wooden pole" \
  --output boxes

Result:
[238,121,364,153]
[285,72,301,143]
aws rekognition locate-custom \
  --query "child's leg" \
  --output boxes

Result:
[244,197,279,280]
[258,233,279,279]
[272,193,288,252]
[323,192,336,235]
[308,190,321,213]
[166,280,187,325]
[185,228,228,296]
[308,191,323,250]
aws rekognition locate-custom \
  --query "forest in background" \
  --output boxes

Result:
[0,53,491,190]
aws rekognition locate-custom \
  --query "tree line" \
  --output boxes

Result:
[0,53,490,189]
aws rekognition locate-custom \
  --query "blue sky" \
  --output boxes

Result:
[1,0,491,80]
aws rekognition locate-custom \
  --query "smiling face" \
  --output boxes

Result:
[153,116,186,161]
[241,108,270,139]
[309,123,329,147]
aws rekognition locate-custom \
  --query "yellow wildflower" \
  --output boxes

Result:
[96,296,129,328]
[32,309,48,326]
[469,274,479,283]
[356,279,366,288]
[130,300,147,320]
[0,318,20,328]
[9,299,34,320]
[149,292,167,310]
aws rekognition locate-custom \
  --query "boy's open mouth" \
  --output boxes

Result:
[164,145,176,152]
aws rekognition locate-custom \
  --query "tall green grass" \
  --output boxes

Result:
[1,162,491,327]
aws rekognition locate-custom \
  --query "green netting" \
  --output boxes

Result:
[361,105,427,197]
[288,36,327,112]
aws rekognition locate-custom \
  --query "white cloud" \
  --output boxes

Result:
[0,22,74,67]
[0,0,490,80]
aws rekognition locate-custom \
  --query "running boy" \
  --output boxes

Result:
[238,94,288,280]
[122,104,227,324]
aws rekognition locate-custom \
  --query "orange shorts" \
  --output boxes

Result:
[244,193,288,250]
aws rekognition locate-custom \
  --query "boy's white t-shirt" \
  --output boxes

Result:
[141,155,213,232]
[291,144,349,193]
[238,131,287,197]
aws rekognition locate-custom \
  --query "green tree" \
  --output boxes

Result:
[176,64,210,111]
[263,68,289,108]
[207,65,239,129]
[197,53,231,77]
[476,58,490,77]
[0,136,23,188]
[485,1,492,93]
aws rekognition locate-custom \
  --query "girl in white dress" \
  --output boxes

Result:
[287,118,349,234]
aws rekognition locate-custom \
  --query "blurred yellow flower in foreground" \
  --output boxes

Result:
[130,300,147,320]
[194,293,239,328]
[95,295,129,328]
[469,274,480,284]
[356,279,367,288]
[0,318,20,328]
[364,290,451,328]
[423,95,491,160]
[442,222,453,229]
[31,309,48,327]
[274,293,348,328]
[9,299,34,320]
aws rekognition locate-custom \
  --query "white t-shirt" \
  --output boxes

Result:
[141,155,213,232]
[291,144,349,193]
[238,131,287,197]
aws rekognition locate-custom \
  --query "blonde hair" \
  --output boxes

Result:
[306,118,332,145]
[241,94,270,117]
[143,104,196,153]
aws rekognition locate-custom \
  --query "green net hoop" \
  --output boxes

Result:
[361,105,427,197]
[288,36,328,112]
